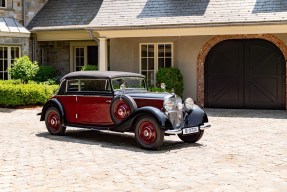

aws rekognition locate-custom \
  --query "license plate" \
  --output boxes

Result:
[183,127,199,135]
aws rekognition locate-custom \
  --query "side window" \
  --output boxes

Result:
[80,79,110,92]
[67,80,79,92]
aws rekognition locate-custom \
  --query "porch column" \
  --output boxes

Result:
[98,37,108,71]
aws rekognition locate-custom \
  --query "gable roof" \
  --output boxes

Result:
[88,0,287,30]
[28,0,103,31]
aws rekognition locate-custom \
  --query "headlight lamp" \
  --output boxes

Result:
[184,98,194,110]
[164,99,174,111]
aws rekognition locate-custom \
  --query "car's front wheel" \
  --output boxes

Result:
[178,130,204,143]
[45,107,66,135]
[135,116,164,150]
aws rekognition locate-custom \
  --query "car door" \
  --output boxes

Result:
[77,79,114,125]
[57,79,79,124]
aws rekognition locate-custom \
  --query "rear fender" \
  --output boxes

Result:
[40,99,65,123]
[112,106,172,132]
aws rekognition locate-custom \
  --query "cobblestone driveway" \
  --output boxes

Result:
[0,108,286,192]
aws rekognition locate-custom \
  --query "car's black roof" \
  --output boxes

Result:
[61,71,145,81]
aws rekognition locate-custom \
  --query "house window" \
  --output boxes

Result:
[75,47,85,71]
[0,0,6,8]
[73,46,98,71]
[140,43,173,86]
[0,46,20,80]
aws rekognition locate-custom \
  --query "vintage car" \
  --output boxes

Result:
[39,71,210,149]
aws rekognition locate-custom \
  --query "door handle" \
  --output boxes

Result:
[106,100,111,103]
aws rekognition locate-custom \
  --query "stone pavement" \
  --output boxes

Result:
[0,108,286,192]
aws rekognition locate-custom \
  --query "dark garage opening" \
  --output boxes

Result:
[205,39,286,109]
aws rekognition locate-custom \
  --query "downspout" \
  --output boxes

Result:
[22,0,26,26]
[31,34,36,62]
[88,30,99,44]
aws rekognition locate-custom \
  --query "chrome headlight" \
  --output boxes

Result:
[184,98,194,110]
[164,99,174,111]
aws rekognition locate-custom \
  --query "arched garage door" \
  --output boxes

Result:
[205,39,286,109]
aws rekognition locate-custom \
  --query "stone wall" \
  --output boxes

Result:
[0,36,29,55]
[35,41,70,77]
[0,0,23,22]
[0,0,48,25]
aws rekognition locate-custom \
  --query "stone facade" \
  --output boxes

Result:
[35,41,70,77]
[0,0,48,25]
[0,0,22,22]
[0,36,29,56]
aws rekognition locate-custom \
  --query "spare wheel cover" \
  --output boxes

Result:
[110,95,137,124]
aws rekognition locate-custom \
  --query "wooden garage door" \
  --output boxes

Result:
[205,39,286,109]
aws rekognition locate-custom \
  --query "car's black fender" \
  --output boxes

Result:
[184,104,208,128]
[40,99,65,123]
[112,106,173,132]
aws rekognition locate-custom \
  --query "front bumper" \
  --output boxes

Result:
[165,123,211,135]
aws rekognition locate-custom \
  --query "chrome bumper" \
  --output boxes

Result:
[165,124,211,135]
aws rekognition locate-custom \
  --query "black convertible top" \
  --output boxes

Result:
[61,71,145,81]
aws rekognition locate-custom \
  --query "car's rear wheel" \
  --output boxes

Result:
[135,116,164,150]
[178,130,204,143]
[110,95,137,124]
[45,107,66,135]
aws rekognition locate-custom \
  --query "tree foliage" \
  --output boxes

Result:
[8,56,39,84]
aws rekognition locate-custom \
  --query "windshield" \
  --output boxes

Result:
[111,77,147,91]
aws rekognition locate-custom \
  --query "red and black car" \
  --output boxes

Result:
[39,71,210,149]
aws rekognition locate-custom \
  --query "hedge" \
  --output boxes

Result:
[0,81,58,107]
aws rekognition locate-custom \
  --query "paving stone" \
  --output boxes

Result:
[0,108,286,191]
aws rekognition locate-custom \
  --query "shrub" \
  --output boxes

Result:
[0,79,21,85]
[33,66,57,82]
[156,67,184,97]
[0,81,58,107]
[8,56,39,84]
[81,65,98,71]
[149,87,170,93]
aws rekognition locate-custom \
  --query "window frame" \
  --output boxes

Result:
[0,0,7,8]
[70,42,99,72]
[66,79,112,93]
[139,43,174,86]
[0,46,21,80]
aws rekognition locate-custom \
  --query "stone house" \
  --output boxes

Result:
[10,0,287,110]
[0,0,47,80]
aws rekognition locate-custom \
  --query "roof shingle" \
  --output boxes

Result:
[28,0,103,30]
[89,0,287,29]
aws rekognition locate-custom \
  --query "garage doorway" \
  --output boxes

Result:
[205,39,286,109]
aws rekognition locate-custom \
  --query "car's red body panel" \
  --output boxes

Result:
[134,98,164,110]
[57,95,78,123]
[57,95,113,126]
[77,96,113,125]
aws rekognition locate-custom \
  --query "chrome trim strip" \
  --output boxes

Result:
[165,129,182,135]
[165,124,211,135]
[199,124,211,130]
[133,97,164,100]
[57,95,113,98]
